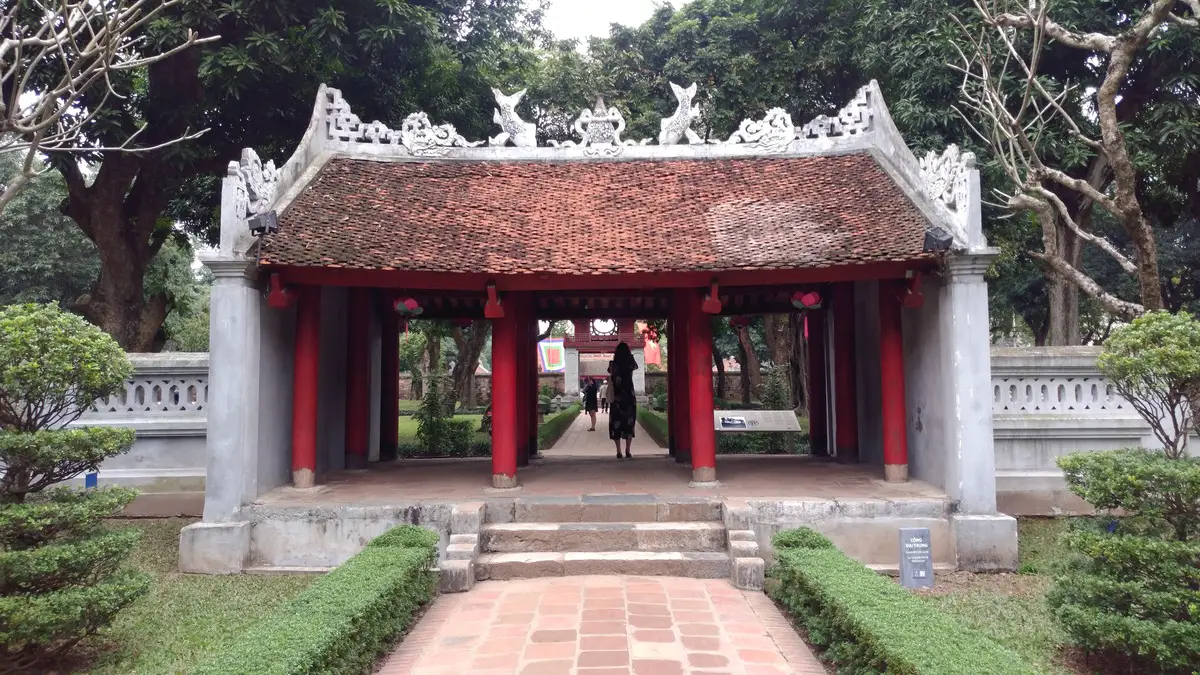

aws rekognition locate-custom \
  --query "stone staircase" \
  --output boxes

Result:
[439,497,766,593]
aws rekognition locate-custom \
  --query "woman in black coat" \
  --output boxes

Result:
[608,342,639,459]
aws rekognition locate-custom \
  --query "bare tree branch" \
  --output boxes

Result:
[0,0,218,216]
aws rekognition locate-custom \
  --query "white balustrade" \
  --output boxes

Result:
[82,353,209,420]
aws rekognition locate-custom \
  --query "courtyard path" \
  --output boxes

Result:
[544,411,666,458]
[378,575,825,675]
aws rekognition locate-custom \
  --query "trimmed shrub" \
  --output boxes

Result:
[1096,310,1200,458]
[768,528,1037,674]
[537,404,580,450]
[0,304,147,671]
[368,524,439,550]
[772,528,835,550]
[193,525,439,675]
[637,407,668,447]
[1048,448,1200,671]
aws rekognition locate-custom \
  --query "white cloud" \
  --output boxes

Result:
[539,0,665,43]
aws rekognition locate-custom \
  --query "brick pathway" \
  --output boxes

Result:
[379,576,825,675]
[544,411,665,458]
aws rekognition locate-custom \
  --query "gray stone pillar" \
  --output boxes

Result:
[633,351,646,395]
[199,258,262,522]
[564,347,580,394]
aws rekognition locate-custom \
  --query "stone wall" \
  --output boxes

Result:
[87,347,1197,517]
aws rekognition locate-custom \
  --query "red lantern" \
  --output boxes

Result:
[393,297,423,316]
[791,290,822,310]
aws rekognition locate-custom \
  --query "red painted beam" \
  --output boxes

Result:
[267,261,933,293]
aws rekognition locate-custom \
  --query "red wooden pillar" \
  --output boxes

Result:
[530,308,540,457]
[291,286,321,488]
[514,301,528,467]
[832,283,859,463]
[491,299,519,488]
[344,287,371,469]
[807,309,828,456]
[687,290,717,483]
[879,280,909,481]
[380,293,400,461]
[666,317,676,457]
[671,290,692,464]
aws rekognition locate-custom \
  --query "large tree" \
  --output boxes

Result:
[49,0,541,350]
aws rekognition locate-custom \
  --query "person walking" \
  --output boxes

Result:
[583,377,600,431]
[600,379,611,413]
[608,343,638,459]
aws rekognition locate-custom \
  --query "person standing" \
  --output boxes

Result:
[608,343,639,459]
[583,378,600,431]
[600,379,611,413]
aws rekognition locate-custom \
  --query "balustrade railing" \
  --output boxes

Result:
[82,353,210,420]
[990,347,1127,415]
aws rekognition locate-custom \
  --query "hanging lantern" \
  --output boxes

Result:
[393,297,423,316]
[791,290,822,310]
[701,279,723,314]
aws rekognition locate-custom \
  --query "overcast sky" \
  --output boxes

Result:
[540,0,664,43]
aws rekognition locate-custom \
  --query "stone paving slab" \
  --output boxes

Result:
[545,411,667,458]
[378,576,826,674]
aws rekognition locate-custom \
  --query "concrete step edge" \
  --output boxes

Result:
[244,565,331,575]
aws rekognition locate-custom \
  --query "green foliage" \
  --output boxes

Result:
[538,404,581,451]
[191,526,438,675]
[1050,448,1200,670]
[414,374,459,455]
[0,304,131,432]
[1096,311,1200,456]
[0,428,135,503]
[637,407,668,448]
[772,528,835,550]
[768,529,1037,674]
[366,525,439,551]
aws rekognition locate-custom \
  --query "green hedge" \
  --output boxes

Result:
[192,525,438,675]
[637,407,669,447]
[768,528,1039,675]
[537,404,581,450]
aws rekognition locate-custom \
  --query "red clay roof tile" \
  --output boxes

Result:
[260,154,931,274]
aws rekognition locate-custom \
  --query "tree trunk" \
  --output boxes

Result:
[1045,227,1082,345]
[734,325,762,401]
[762,314,793,400]
[712,343,727,401]
[451,322,491,407]
[789,313,808,413]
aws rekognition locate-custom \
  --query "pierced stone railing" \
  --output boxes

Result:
[990,346,1127,415]
[82,353,209,420]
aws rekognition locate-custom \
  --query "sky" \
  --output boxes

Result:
[540,0,664,44]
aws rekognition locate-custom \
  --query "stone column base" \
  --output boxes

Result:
[179,521,251,574]
[884,463,908,482]
[952,514,1018,572]
[691,466,716,483]
[293,468,315,489]
[492,473,518,489]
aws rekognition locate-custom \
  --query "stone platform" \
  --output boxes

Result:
[179,455,1018,580]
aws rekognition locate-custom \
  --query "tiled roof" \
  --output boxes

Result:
[260,154,933,274]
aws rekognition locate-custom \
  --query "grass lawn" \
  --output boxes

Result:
[920,518,1081,675]
[398,398,421,412]
[76,518,316,674]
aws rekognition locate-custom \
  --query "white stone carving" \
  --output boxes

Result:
[90,374,209,417]
[489,88,537,147]
[400,112,481,156]
[549,96,649,157]
[798,85,873,139]
[726,108,795,152]
[227,148,278,217]
[325,89,401,144]
[659,82,702,145]
[991,376,1124,414]
[920,144,975,214]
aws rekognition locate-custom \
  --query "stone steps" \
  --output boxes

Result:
[475,551,732,580]
[481,521,726,553]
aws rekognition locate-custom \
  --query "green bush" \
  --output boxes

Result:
[768,528,1036,674]
[772,528,835,550]
[0,305,147,671]
[1048,448,1200,671]
[1096,310,1200,458]
[637,407,668,447]
[537,404,580,450]
[192,525,438,675]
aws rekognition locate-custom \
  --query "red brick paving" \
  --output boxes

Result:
[378,576,826,674]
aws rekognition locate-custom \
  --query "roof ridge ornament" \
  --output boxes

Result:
[228,148,278,218]
[920,144,974,244]
[659,82,702,145]
[489,88,537,147]
[400,112,481,156]
[549,95,650,157]
[798,84,873,139]
[726,108,795,152]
